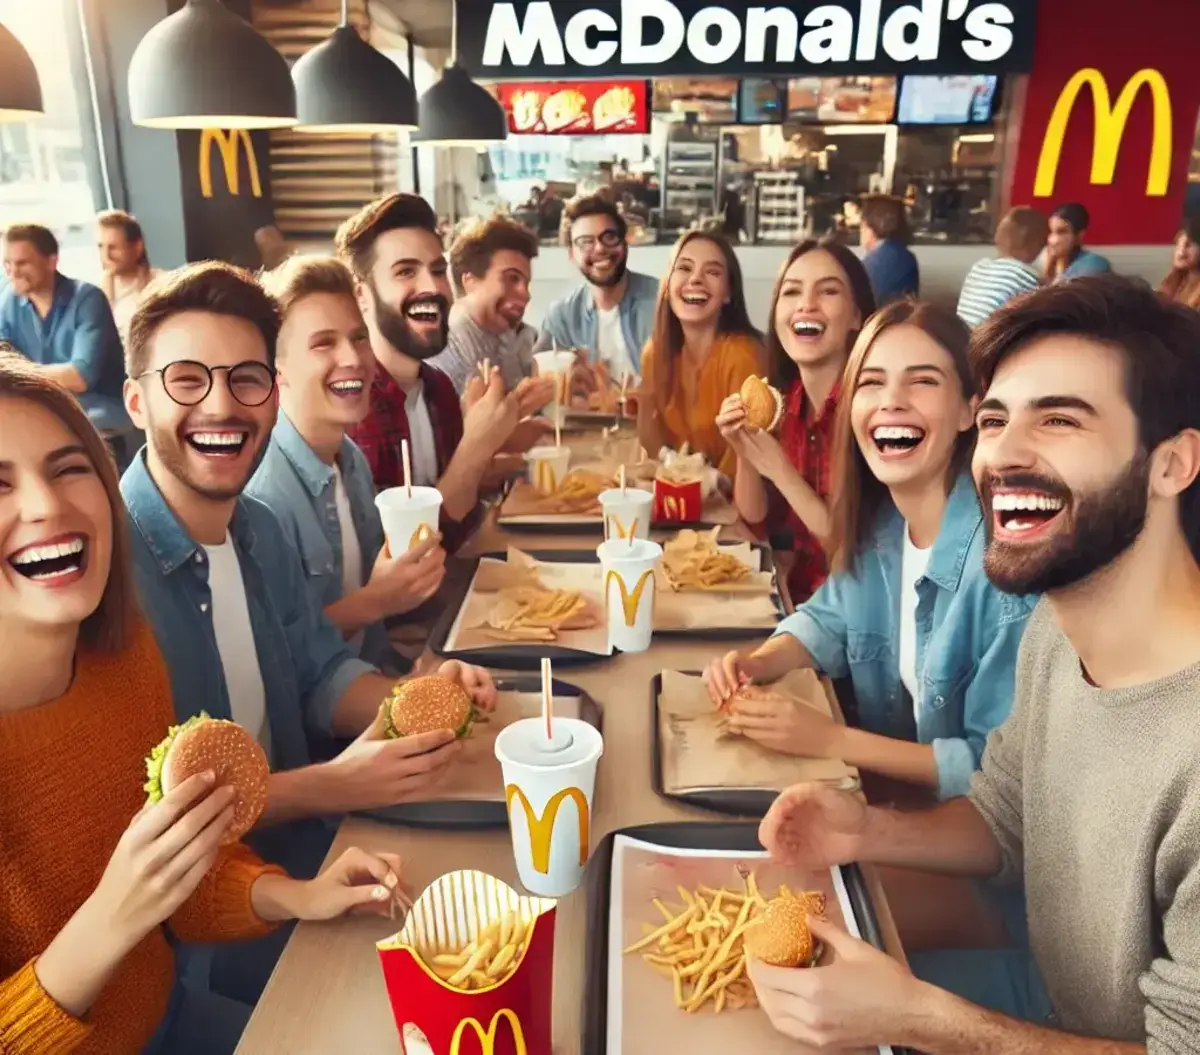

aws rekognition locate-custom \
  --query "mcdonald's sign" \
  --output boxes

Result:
[1034,68,1173,198]
[449,1009,527,1055]
[604,568,653,628]
[198,128,263,199]
[504,784,589,875]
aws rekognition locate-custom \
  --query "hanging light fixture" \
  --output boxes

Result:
[0,21,43,121]
[413,0,507,147]
[128,0,296,130]
[292,0,418,133]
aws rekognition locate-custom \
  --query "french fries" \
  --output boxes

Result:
[426,909,530,991]
[662,528,750,591]
[483,585,598,642]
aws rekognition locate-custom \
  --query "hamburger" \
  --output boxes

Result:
[739,375,785,433]
[382,675,476,740]
[143,713,270,844]
[744,891,827,967]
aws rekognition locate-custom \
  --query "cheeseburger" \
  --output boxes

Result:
[739,375,785,433]
[744,890,826,967]
[143,713,270,844]
[383,675,476,739]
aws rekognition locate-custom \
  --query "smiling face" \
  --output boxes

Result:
[463,248,532,332]
[973,335,1152,595]
[359,226,452,361]
[773,248,864,371]
[851,324,974,495]
[0,396,112,632]
[568,211,628,288]
[1046,215,1081,262]
[277,291,374,430]
[1173,232,1200,272]
[3,238,55,298]
[667,237,730,326]
[98,225,142,277]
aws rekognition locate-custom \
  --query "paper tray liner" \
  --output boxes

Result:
[378,869,556,1055]
[499,480,738,527]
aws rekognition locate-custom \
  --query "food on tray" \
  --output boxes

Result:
[143,713,269,844]
[543,88,588,132]
[382,675,477,740]
[743,889,826,967]
[739,375,785,433]
[593,84,638,130]
[515,468,613,516]
[482,585,602,642]
[662,528,750,591]
[425,907,531,990]
[716,683,787,733]
[656,444,708,485]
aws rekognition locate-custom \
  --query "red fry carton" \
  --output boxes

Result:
[378,869,556,1055]
[653,475,703,523]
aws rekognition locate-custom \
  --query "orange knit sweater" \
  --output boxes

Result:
[0,623,284,1055]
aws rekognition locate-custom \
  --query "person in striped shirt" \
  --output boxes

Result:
[956,207,1047,329]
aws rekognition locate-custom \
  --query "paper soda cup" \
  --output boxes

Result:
[495,717,604,898]
[599,488,653,541]
[526,445,571,495]
[597,537,662,653]
[533,349,577,423]
[375,486,443,555]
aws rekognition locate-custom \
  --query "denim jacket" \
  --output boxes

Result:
[774,472,1035,799]
[121,451,375,773]
[245,411,393,669]
[534,270,659,374]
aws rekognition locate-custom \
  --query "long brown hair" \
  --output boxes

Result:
[1159,217,1200,306]
[764,239,876,392]
[826,301,974,573]
[0,347,136,653]
[648,230,760,420]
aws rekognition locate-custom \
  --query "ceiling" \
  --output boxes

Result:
[376,0,452,48]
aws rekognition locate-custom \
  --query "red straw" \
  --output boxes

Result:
[541,657,553,742]
[401,439,413,500]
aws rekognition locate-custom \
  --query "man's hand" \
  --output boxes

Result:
[513,376,556,418]
[501,417,555,454]
[758,784,869,869]
[462,369,519,454]
[436,659,499,714]
[327,727,461,812]
[364,536,447,619]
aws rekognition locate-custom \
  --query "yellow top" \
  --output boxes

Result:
[641,333,763,477]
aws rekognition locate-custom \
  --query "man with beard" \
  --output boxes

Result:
[536,194,658,388]
[337,194,535,550]
[746,275,1200,1053]
[119,262,497,1002]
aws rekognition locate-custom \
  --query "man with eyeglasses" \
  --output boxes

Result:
[536,194,658,388]
[118,261,496,1005]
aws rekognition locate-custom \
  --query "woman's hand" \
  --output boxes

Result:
[716,393,749,443]
[735,427,794,484]
[296,849,413,920]
[703,648,774,706]
[437,660,499,714]
[726,691,842,758]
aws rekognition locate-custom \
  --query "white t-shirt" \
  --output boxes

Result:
[404,382,439,486]
[596,305,638,384]
[898,527,932,711]
[332,464,365,654]
[202,535,271,753]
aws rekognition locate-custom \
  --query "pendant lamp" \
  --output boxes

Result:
[292,0,418,133]
[128,0,296,130]
[0,22,43,121]
[413,0,507,147]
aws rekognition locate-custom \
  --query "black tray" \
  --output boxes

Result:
[582,822,895,1055]
[359,677,602,829]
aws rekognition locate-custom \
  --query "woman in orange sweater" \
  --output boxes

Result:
[0,353,411,1055]
[637,230,763,477]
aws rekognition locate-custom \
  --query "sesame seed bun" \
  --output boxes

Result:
[744,892,825,967]
[739,376,785,433]
[384,675,476,739]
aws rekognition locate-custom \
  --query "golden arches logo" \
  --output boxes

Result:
[533,460,560,494]
[661,495,683,520]
[409,522,434,549]
[449,1009,527,1055]
[504,784,589,875]
[605,514,639,541]
[605,568,654,628]
[199,128,263,199]
[1034,67,1172,198]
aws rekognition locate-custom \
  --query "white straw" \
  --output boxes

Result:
[401,439,413,499]
[619,463,626,496]
[541,657,553,742]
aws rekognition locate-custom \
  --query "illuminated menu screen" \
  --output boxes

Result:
[494,81,651,135]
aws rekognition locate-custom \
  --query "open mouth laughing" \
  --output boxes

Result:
[991,490,1067,539]
[8,533,88,586]
[404,300,443,328]
[872,425,926,458]
[791,318,827,339]
[328,378,365,399]
[680,290,711,307]
[186,429,249,457]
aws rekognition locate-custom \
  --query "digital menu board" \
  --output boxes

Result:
[652,78,739,124]
[494,81,650,135]
[737,79,785,124]
[896,75,999,124]
[786,76,897,123]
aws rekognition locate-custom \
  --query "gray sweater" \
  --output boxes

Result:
[970,600,1200,1051]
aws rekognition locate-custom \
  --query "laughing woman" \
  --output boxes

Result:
[704,302,1036,799]
[637,230,762,477]
[0,352,410,1055]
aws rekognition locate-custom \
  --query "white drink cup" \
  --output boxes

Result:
[599,488,653,541]
[597,537,662,653]
[526,445,571,495]
[374,486,442,555]
[495,717,604,898]
[533,349,577,423]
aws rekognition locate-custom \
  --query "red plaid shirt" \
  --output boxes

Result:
[348,362,481,552]
[768,378,840,605]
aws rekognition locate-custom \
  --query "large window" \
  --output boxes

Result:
[0,0,97,280]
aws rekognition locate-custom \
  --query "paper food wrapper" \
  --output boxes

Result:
[658,670,859,794]
[379,869,556,1055]
[659,533,776,595]
[498,478,605,521]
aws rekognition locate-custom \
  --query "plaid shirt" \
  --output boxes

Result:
[347,362,481,552]
[765,378,840,605]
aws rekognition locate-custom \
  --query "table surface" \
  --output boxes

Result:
[236,436,904,1055]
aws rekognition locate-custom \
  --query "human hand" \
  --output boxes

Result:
[735,426,793,483]
[702,648,774,707]
[462,369,520,453]
[436,659,499,715]
[513,376,556,418]
[293,848,415,921]
[758,784,868,869]
[501,417,555,455]
[330,726,461,811]
[365,536,447,618]
[726,691,841,758]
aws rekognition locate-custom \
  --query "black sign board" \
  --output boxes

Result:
[458,0,1037,81]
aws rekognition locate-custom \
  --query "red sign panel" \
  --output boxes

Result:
[494,81,649,135]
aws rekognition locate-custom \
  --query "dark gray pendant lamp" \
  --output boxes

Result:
[0,21,43,121]
[292,0,418,133]
[413,0,507,146]
[128,0,296,130]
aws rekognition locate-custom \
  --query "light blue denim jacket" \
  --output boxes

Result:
[245,411,393,669]
[534,270,659,374]
[773,472,1035,799]
[121,451,375,773]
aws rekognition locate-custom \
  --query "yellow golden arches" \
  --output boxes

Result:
[605,568,654,628]
[605,514,639,540]
[449,1009,528,1055]
[408,522,435,549]
[199,128,263,199]
[533,460,559,494]
[504,784,589,876]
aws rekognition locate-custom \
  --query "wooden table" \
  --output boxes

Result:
[237,462,905,1054]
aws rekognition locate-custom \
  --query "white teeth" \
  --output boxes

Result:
[872,426,925,441]
[11,537,85,566]
[792,319,826,336]
[992,493,1065,513]
[190,432,244,447]
[681,292,709,304]
[406,304,439,320]
[330,380,364,392]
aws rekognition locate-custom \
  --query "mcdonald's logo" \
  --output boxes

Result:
[605,514,639,541]
[605,567,653,628]
[1034,68,1173,198]
[504,784,589,875]
[409,522,434,549]
[662,495,682,520]
[533,460,560,494]
[449,1009,527,1055]
[199,128,263,199]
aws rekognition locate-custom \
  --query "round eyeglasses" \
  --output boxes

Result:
[571,229,623,252]
[137,360,277,408]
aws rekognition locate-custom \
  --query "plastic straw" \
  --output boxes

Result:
[401,439,413,499]
[541,657,553,743]
[619,463,626,496]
